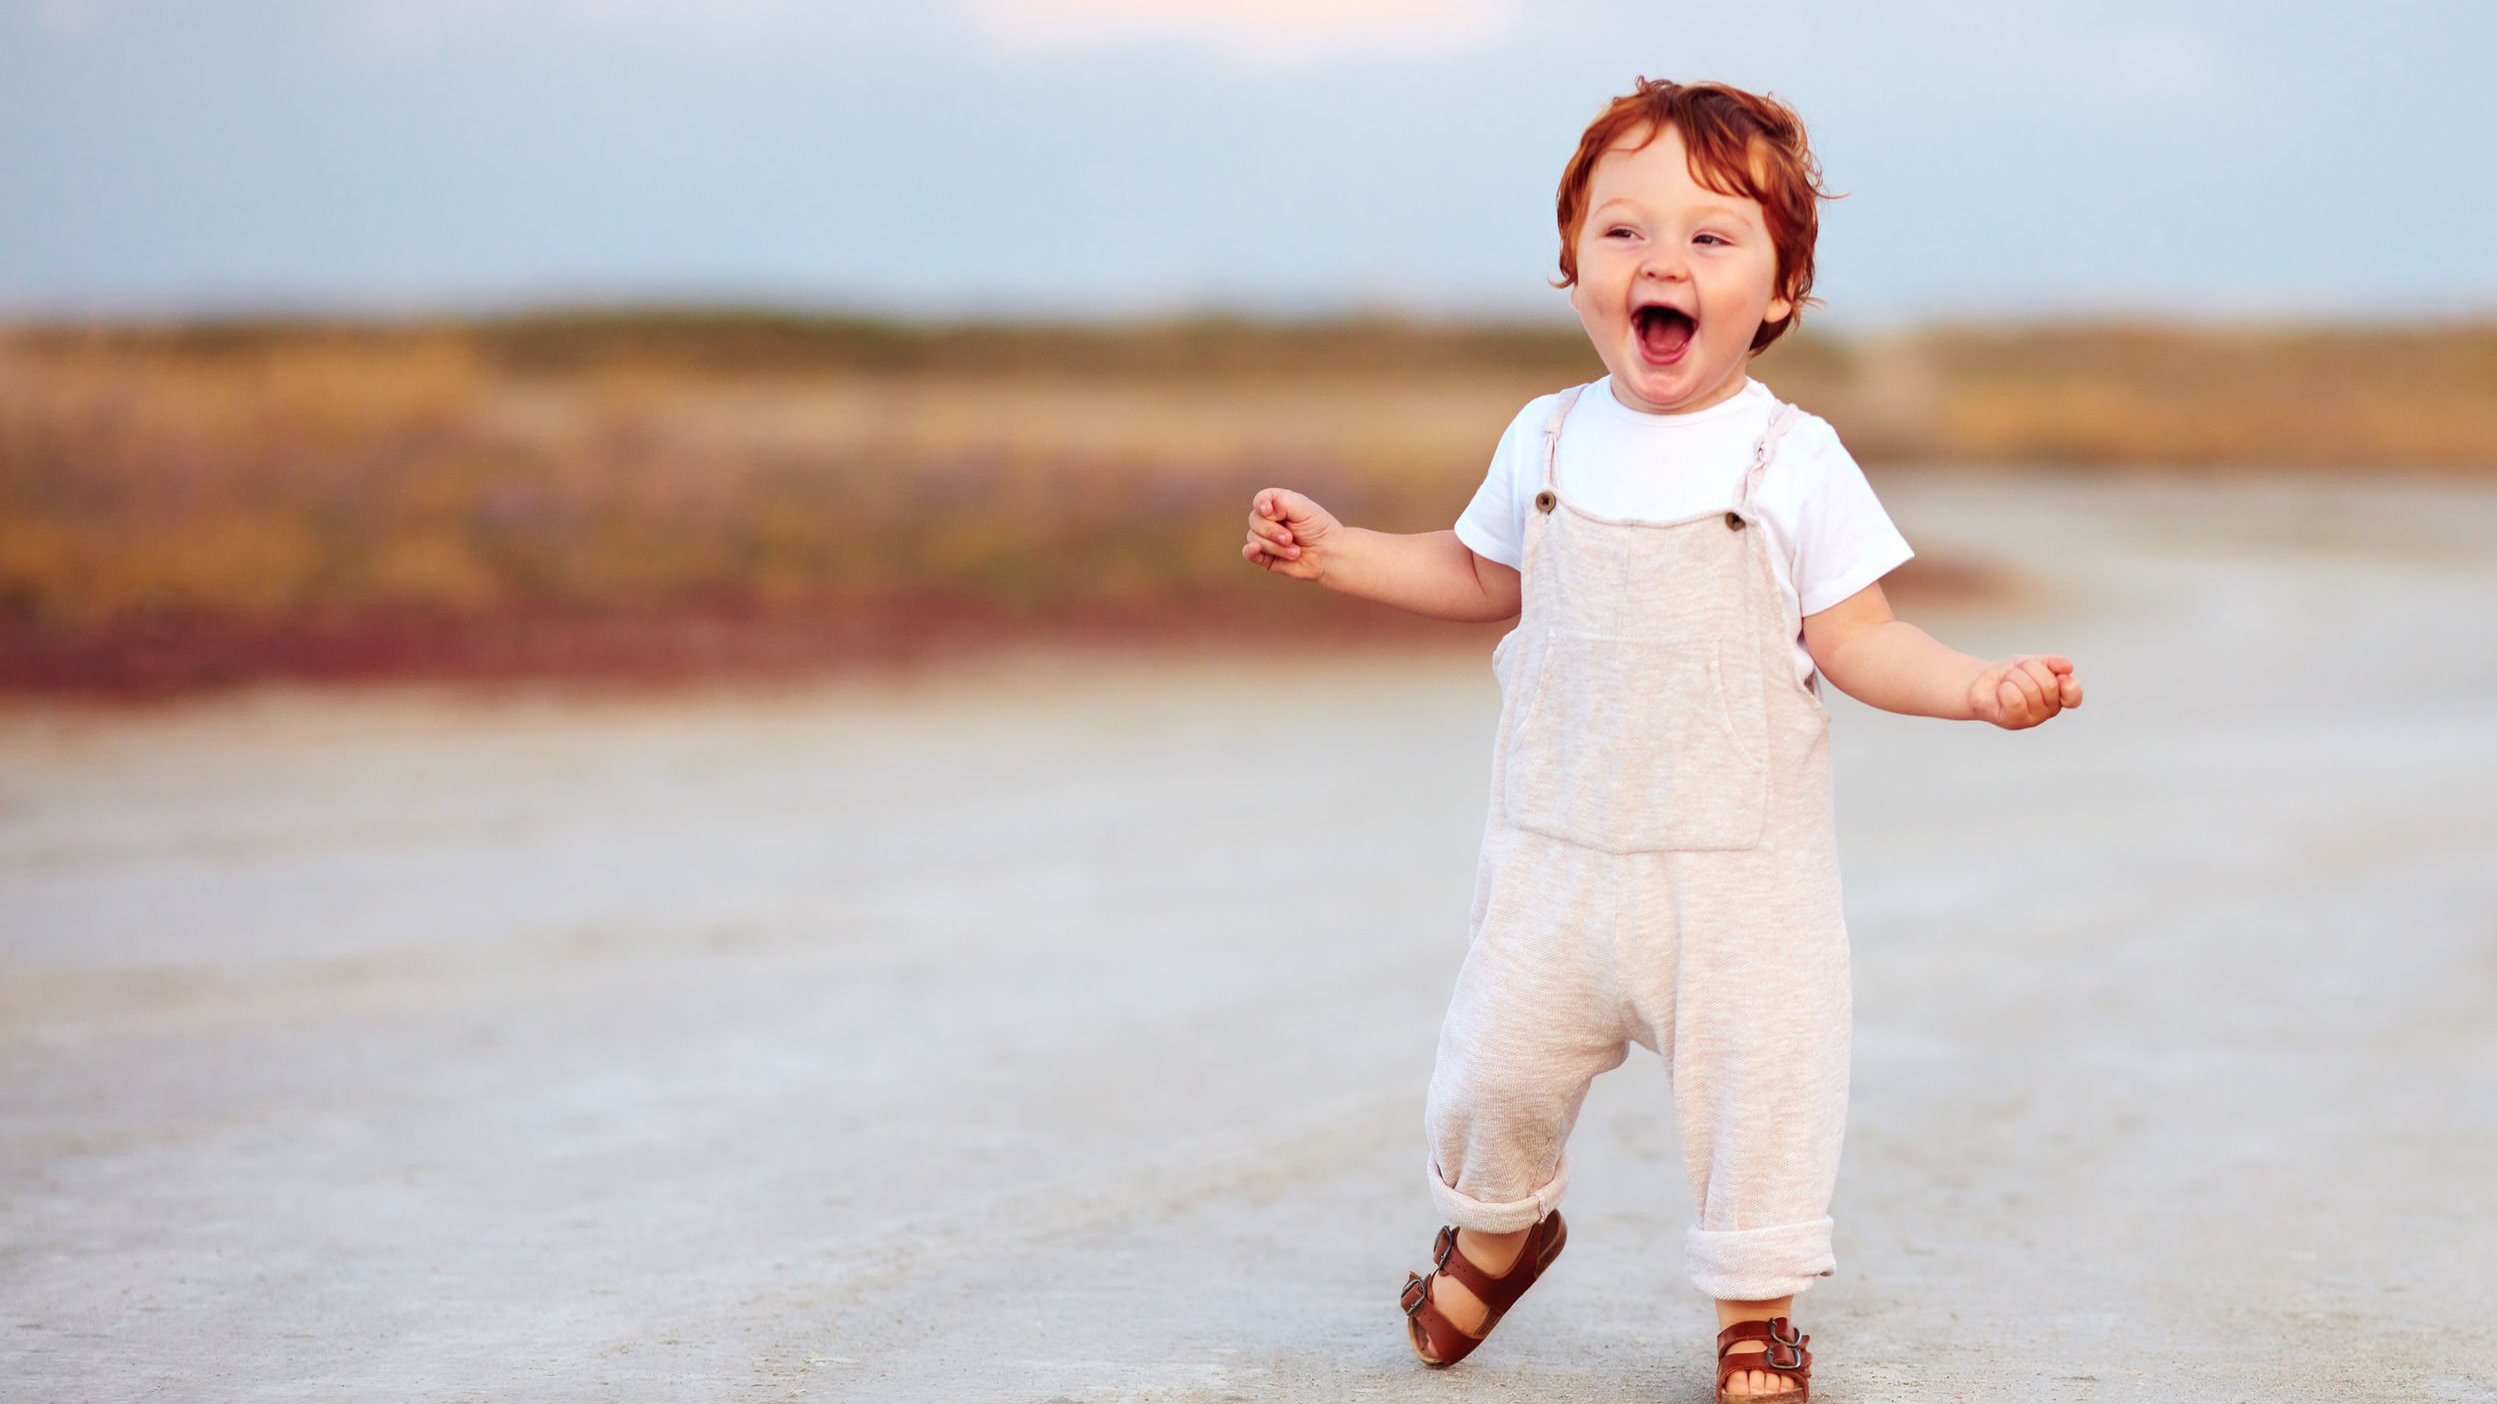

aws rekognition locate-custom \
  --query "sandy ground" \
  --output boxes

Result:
[3,470,2494,1403]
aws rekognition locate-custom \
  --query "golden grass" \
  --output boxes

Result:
[2,312,2490,691]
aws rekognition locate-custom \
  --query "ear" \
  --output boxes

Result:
[1764,290,1795,327]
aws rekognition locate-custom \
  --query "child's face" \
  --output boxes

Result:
[1568,122,1794,416]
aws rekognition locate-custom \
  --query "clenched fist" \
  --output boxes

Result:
[1968,654,2083,729]
[1242,488,1342,584]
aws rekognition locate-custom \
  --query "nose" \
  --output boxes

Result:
[1639,243,1690,283]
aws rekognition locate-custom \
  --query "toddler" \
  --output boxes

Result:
[1240,77,2082,1401]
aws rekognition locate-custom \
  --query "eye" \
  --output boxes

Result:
[1694,232,1731,247]
[1604,226,1636,239]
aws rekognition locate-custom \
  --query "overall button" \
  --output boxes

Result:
[1535,490,1557,513]
[1725,511,1746,530]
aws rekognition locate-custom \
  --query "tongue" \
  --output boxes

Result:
[1639,310,1693,361]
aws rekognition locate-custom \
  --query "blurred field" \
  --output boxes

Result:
[4,312,2493,695]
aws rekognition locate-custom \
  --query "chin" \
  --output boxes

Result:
[1626,357,1693,393]
[1624,361,1735,412]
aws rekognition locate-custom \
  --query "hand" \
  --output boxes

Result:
[1241,488,1342,584]
[1967,654,2083,729]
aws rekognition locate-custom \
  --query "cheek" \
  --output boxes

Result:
[1572,261,1619,313]
[1703,270,1767,317]
[1745,254,1785,309]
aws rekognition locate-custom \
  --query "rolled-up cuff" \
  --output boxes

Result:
[1685,1216,1835,1300]
[1425,1149,1571,1233]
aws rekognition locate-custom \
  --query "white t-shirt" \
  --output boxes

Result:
[1454,375,1914,689]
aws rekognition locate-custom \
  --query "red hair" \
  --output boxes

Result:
[1554,77,1837,352]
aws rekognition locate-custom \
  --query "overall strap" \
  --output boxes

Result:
[1539,385,1586,494]
[1735,401,1804,519]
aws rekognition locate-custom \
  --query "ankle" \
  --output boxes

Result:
[1715,1295,1796,1331]
[1454,1225,1531,1274]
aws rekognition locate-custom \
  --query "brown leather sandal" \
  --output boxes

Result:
[1397,1210,1568,1367]
[1715,1315,1812,1402]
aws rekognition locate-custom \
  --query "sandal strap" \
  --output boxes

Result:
[1426,1214,1559,1316]
[1716,1317,1808,1350]
[1717,1317,1812,1388]
[1401,1272,1484,1366]
[1718,1349,1812,1390]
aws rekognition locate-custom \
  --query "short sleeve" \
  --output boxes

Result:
[1789,420,1915,616]
[1452,397,1549,571]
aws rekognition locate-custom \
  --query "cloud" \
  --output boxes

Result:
[955,0,1519,68]
[334,0,1516,65]
[344,0,830,54]
[33,0,111,35]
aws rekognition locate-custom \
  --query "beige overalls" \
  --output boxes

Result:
[1423,383,1852,1302]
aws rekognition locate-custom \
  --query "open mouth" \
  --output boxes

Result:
[1633,305,1695,364]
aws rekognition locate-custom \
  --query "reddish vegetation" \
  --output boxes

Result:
[0,598,1407,700]
[0,556,2014,702]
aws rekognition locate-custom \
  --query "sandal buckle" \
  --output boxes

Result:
[1400,1275,1430,1317]
[1432,1225,1457,1271]
[1763,1338,1806,1372]
[1767,1318,1802,1348]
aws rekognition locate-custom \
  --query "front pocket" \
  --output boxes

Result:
[1491,626,1522,692]
[1501,630,1769,853]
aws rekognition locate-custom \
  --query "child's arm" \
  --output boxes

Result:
[1242,488,1520,624]
[1802,581,2083,728]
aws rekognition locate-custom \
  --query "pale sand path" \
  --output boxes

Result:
[3,470,2493,1402]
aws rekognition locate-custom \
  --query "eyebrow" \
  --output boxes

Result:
[1590,197,1757,224]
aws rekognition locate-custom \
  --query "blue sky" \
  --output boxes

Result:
[4,0,2493,324]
